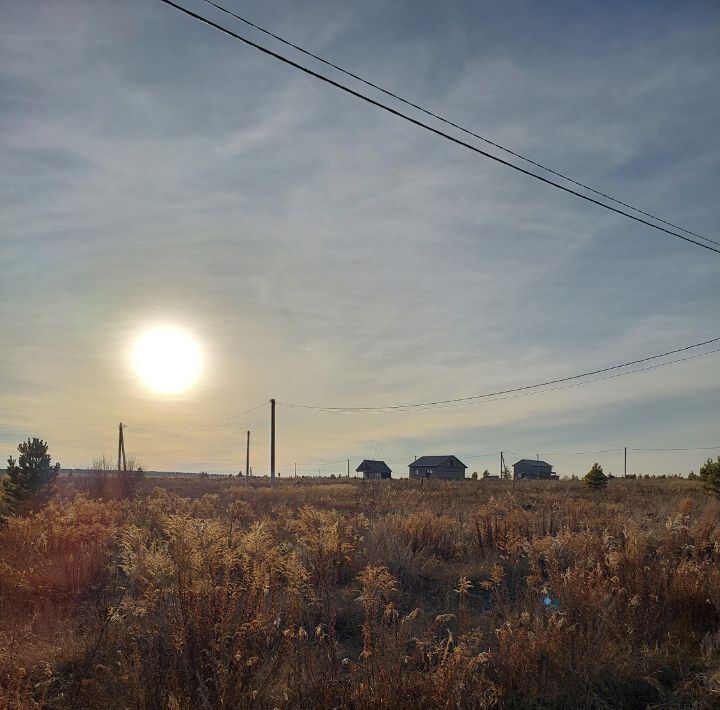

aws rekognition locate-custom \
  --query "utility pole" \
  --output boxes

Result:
[624,446,627,479]
[246,430,250,480]
[270,398,276,485]
[500,451,504,478]
[294,462,297,478]
[347,458,350,478]
[117,423,127,472]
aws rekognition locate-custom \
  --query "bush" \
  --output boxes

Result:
[3,437,60,508]
[583,462,608,490]
[699,457,720,499]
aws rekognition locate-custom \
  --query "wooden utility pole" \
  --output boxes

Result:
[624,447,627,479]
[117,423,127,472]
[246,430,250,480]
[270,398,276,485]
[347,458,350,478]
[294,462,297,478]
[500,451,505,479]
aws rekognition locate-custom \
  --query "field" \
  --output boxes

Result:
[1,475,719,709]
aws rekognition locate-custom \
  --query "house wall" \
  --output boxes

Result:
[363,470,391,480]
[409,466,466,480]
[513,463,553,479]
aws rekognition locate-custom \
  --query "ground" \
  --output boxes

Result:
[1,476,719,709]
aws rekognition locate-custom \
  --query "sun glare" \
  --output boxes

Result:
[131,326,202,394]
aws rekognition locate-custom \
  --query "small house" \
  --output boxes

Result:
[513,459,557,480]
[356,460,392,479]
[408,455,467,480]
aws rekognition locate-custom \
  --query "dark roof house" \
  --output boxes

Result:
[408,455,467,480]
[356,460,392,479]
[512,459,558,480]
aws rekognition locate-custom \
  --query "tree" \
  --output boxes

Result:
[3,438,60,505]
[471,471,478,480]
[699,457,720,499]
[583,462,608,490]
[501,465,512,480]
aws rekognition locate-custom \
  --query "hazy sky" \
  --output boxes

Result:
[2,0,719,477]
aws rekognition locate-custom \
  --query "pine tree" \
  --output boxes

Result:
[3,438,60,505]
[699,457,720,499]
[583,462,608,490]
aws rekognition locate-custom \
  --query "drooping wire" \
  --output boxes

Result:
[160,0,720,254]
[200,0,720,249]
[157,0,720,255]
[127,401,267,435]
[279,337,720,411]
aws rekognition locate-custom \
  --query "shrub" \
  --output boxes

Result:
[699,457,720,499]
[3,437,60,508]
[583,462,608,490]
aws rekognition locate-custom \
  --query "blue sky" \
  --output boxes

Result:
[1,0,719,476]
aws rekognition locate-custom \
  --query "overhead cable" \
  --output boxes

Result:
[158,0,720,255]
[279,337,720,411]
[200,0,720,249]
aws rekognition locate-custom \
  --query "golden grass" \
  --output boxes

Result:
[1,476,719,708]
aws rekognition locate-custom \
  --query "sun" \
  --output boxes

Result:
[131,326,202,394]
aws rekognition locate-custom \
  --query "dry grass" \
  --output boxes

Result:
[1,476,719,708]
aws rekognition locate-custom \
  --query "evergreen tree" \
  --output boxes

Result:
[699,457,720,499]
[583,462,608,490]
[3,438,60,505]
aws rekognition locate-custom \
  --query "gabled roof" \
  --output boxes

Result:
[513,459,552,468]
[355,459,391,474]
[409,455,467,469]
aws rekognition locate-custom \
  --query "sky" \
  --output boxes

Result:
[1,0,719,477]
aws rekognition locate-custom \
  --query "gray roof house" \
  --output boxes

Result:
[356,460,392,479]
[512,459,558,480]
[408,455,467,480]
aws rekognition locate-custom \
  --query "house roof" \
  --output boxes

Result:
[409,455,467,469]
[355,459,391,474]
[513,459,552,468]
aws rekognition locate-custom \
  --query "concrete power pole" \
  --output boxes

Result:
[270,398,276,485]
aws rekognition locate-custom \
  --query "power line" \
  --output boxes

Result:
[127,401,267,435]
[506,448,625,457]
[158,0,720,255]
[415,346,720,412]
[630,445,720,452]
[200,0,720,250]
[193,401,267,429]
[279,337,720,411]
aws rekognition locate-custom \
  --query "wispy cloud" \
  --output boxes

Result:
[1,0,719,474]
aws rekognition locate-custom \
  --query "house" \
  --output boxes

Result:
[356,460,392,479]
[408,455,467,480]
[512,459,558,480]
